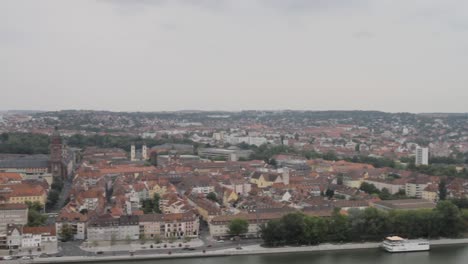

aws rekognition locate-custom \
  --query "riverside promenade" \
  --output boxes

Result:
[4,238,468,264]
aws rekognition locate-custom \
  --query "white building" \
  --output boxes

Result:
[5,225,22,249]
[415,147,429,166]
[87,215,139,241]
[191,185,215,195]
[21,233,42,248]
[405,179,429,198]
[0,203,28,234]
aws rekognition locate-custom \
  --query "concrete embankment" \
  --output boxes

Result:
[7,238,468,264]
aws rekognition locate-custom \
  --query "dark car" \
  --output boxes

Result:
[183,247,195,251]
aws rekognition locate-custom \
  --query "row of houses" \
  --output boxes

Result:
[0,225,57,251]
[57,212,200,242]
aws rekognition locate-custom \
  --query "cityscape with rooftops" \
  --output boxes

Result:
[3,0,468,263]
[0,110,468,262]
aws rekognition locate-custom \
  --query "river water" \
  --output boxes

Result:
[87,245,468,264]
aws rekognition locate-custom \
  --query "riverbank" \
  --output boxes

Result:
[6,238,468,264]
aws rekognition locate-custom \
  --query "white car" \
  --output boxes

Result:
[2,256,13,260]
[21,256,32,260]
[217,240,224,243]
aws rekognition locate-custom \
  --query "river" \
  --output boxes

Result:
[84,245,468,264]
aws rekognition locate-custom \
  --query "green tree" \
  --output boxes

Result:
[60,224,74,242]
[304,216,328,245]
[328,209,350,242]
[433,201,464,237]
[439,179,447,201]
[206,192,218,202]
[281,213,306,245]
[26,202,47,227]
[379,188,392,200]
[140,234,147,244]
[360,182,380,195]
[46,190,60,209]
[153,194,161,213]
[228,218,249,236]
[260,220,285,246]
[154,235,162,244]
[325,188,334,199]
[268,158,278,167]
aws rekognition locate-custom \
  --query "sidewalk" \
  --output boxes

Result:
[4,238,468,264]
[80,238,204,252]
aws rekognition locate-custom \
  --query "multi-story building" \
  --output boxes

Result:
[22,226,58,251]
[55,209,88,240]
[87,215,139,241]
[0,155,50,174]
[0,184,47,205]
[191,185,215,195]
[209,212,284,239]
[161,212,199,238]
[4,225,22,249]
[139,214,164,239]
[363,179,406,195]
[415,147,429,166]
[405,178,429,198]
[198,148,253,161]
[250,172,283,188]
[0,203,28,234]
[372,199,436,212]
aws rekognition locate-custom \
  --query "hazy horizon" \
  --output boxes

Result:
[2,0,468,112]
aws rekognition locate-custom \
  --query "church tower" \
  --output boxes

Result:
[50,127,64,178]
[142,145,148,160]
[130,144,136,161]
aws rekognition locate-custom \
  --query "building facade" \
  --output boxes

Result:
[415,147,429,166]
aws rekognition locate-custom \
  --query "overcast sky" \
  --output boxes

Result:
[1,0,468,113]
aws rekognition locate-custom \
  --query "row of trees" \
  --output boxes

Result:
[0,133,50,154]
[246,142,400,170]
[260,201,468,247]
[407,163,468,178]
[0,132,195,155]
[45,177,64,210]
[359,182,407,200]
[67,134,195,152]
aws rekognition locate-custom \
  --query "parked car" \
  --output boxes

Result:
[21,256,32,260]
[2,256,13,260]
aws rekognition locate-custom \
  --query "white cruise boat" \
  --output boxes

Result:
[381,236,430,253]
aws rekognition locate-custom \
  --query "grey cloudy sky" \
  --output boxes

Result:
[1,0,468,113]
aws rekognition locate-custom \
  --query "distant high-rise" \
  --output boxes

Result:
[415,147,429,166]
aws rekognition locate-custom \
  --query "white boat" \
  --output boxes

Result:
[381,236,430,253]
